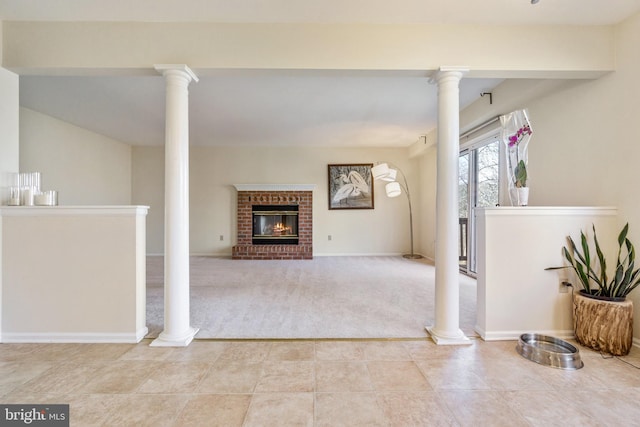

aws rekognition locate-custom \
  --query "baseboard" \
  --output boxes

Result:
[190,252,233,257]
[148,252,429,259]
[475,327,575,341]
[1,328,148,344]
[478,330,640,348]
[313,252,419,257]
[136,326,149,342]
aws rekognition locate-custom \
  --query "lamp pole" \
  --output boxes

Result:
[373,162,423,259]
[394,166,423,259]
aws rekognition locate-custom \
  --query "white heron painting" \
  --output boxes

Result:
[328,164,374,209]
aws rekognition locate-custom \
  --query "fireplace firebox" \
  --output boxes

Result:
[252,205,299,245]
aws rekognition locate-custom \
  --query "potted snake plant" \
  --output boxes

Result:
[546,223,640,355]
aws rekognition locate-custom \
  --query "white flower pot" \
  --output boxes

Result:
[508,186,529,206]
[516,187,529,206]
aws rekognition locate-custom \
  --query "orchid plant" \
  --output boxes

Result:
[508,124,532,188]
[501,109,533,205]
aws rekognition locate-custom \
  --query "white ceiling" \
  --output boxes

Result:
[5,0,640,147]
[19,73,502,147]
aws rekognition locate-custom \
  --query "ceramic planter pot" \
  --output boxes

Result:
[574,291,633,356]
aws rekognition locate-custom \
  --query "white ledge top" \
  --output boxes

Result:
[0,205,149,216]
[233,184,316,191]
[475,206,617,216]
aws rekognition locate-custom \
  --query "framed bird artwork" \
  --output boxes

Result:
[328,164,374,210]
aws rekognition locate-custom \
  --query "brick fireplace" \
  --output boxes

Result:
[232,184,314,260]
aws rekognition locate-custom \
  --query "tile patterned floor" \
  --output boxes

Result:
[1,338,640,426]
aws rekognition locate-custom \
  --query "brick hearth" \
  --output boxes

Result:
[232,185,313,260]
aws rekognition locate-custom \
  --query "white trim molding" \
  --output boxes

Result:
[1,327,148,344]
[478,206,618,216]
[475,327,575,342]
[233,184,315,192]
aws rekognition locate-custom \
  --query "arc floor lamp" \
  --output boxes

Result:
[371,162,423,259]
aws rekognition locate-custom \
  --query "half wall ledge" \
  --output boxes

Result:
[0,205,149,343]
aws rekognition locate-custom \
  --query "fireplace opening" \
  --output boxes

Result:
[252,205,299,245]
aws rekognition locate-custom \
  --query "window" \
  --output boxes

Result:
[459,124,502,275]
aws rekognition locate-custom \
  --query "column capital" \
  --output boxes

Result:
[429,66,469,84]
[154,64,199,83]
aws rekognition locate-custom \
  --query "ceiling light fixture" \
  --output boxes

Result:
[531,0,540,4]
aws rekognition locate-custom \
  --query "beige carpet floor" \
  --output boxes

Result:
[146,256,477,339]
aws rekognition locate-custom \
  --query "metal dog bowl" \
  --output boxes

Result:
[516,333,583,370]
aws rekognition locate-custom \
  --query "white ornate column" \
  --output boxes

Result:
[426,67,471,345]
[151,64,199,347]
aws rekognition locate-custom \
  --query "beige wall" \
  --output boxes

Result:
[19,107,132,205]
[18,108,421,257]
[131,146,164,255]
[0,65,19,343]
[0,67,19,204]
[522,14,640,210]
[3,22,614,78]
[415,145,437,259]
[132,145,418,256]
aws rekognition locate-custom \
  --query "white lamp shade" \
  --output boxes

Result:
[381,168,397,182]
[385,181,402,198]
[371,163,390,181]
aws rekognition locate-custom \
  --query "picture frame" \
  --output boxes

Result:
[328,163,374,210]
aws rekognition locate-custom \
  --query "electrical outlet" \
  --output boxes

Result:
[219,235,224,241]
[559,279,569,293]
[328,235,332,241]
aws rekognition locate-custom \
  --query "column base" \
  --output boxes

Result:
[425,325,473,346]
[150,327,199,347]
